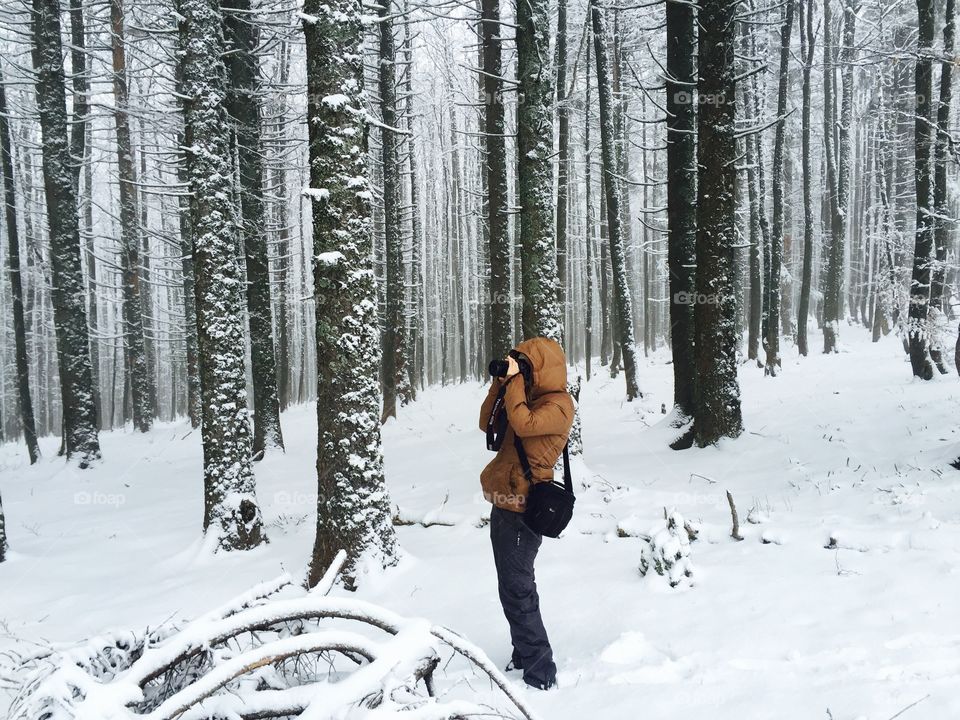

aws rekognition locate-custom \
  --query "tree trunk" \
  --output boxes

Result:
[694,0,744,445]
[909,0,936,379]
[178,0,266,551]
[379,0,411,420]
[111,0,153,433]
[273,40,292,409]
[403,10,424,393]
[592,2,639,400]
[482,0,511,359]
[797,0,816,356]
[0,65,40,463]
[765,0,795,376]
[585,26,594,381]
[0,488,6,562]
[223,0,285,452]
[555,0,569,346]
[516,0,562,340]
[665,0,697,417]
[303,0,398,588]
[931,0,954,374]
[31,0,100,466]
[822,0,855,353]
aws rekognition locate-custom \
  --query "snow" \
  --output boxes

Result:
[302,187,330,202]
[3,330,960,718]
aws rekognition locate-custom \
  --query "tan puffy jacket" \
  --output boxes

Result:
[478,337,575,513]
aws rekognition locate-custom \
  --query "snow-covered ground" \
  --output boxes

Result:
[2,330,960,719]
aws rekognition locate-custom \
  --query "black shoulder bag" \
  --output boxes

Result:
[514,435,575,538]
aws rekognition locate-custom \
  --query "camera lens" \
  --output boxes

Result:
[489,359,509,378]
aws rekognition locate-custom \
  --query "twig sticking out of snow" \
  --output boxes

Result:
[726,491,744,541]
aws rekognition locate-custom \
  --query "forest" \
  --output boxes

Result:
[1,0,959,716]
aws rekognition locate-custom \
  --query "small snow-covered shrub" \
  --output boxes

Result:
[639,511,694,588]
[8,552,540,720]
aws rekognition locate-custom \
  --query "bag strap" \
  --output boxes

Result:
[513,434,573,495]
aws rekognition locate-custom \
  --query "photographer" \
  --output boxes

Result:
[478,337,574,691]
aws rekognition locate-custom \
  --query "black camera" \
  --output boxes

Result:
[488,351,531,382]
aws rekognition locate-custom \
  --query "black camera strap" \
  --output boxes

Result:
[486,385,508,451]
[513,434,573,494]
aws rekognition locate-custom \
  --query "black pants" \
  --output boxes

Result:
[489,505,557,688]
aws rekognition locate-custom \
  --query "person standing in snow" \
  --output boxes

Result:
[478,336,574,690]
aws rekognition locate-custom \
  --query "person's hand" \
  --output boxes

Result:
[505,355,520,378]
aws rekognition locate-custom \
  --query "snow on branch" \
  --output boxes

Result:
[8,553,541,720]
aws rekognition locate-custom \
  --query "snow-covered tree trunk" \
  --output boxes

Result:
[111,0,153,433]
[665,0,697,417]
[908,0,936,380]
[272,40,293,410]
[555,0,569,346]
[823,0,856,353]
[929,0,954,374]
[693,0,743,446]
[516,0,562,341]
[592,2,639,401]
[765,0,795,376]
[223,0,285,453]
[482,0,511,359]
[31,0,100,466]
[0,488,6,562]
[176,128,201,429]
[402,10,424,395]
[379,0,411,420]
[303,0,398,589]
[177,0,266,551]
[797,0,816,357]
[584,29,594,381]
[0,65,40,464]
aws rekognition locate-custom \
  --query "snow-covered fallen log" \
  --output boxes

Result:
[8,552,541,720]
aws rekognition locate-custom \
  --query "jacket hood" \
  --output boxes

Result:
[514,337,567,397]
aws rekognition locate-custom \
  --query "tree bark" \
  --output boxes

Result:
[665,0,697,417]
[31,0,100,466]
[909,0,936,379]
[378,0,411,419]
[303,0,398,588]
[177,0,266,550]
[555,0,569,345]
[111,0,153,433]
[694,0,744,445]
[516,0,562,340]
[797,0,816,356]
[584,26,594,381]
[592,2,639,400]
[0,65,40,463]
[765,0,795,376]
[931,0,954,374]
[223,0,285,452]
[481,0,511,359]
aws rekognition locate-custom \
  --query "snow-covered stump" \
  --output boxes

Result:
[9,553,541,720]
[639,511,694,588]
